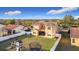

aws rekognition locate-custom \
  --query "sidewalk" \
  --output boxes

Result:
[50,34,61,51]
[0,30,26,42]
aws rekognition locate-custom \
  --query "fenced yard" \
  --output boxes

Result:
[21,35,56,51]
[0,35,56,51]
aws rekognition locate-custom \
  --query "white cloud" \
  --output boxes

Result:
[34,16,40,18]
[4,10,22,16]
[47,7,78,14]
[74,16,79,19]
[33,16,61,19]
[34,16,45,19]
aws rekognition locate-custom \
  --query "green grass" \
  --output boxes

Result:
[0,35,56,51]
[22,35,56,51]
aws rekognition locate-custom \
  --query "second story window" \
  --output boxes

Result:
[48,26,51,30]
[33,32,36,34]
[47,34,51,36]
[72,39,75,43]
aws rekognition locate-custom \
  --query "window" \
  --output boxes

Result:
[48,26,51,30]
[72,39,75,43]
[47,34,51,36]
[33,32,36,34]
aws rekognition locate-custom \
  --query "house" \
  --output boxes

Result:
[0,24,8,37]
[70,26,79,46]
[15,25,24,30]
[14,25,30,32]
[5,24,17,35]
[32,21,59,38]
[14,25,25,32]
[0,24,27,37]
[0,28,8,37]
[0,24,5,28]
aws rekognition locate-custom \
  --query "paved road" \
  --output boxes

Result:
[0,30,32,42]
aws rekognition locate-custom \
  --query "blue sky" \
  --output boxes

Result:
[0,7,79,19]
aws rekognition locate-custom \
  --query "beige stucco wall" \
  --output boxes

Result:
[0,31,7,37]
[32,29,38,36]
[32,22,59,38]
[71,38,79,46]
[45,27,57,38]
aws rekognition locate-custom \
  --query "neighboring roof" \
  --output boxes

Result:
[5,24,17,30]
[0,24,5,31]
[0,24,5,28]
[15,25,24,30]
[70,27,79,38]
[23,27,29,30]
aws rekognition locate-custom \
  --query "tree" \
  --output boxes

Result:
[57,20,64,26]
[3,19,16,25]
[74,18,79,26]
[63,15,74,27]
[20,20,33,27]
[4,20,11,25]
[10,19,16,24]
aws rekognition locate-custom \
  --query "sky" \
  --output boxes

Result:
[0,7,79,19]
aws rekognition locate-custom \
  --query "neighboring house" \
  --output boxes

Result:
[24,26,31,31]
[70,26,79,46]
[14,25,24,32]
[0,24,29,37]
[0,24,7,37]
[0,29,7,37]
[5,24,17,35]
[32,21,59,38]
[0,24,5,28]
[15,25,24,30]
[15,25,30,31]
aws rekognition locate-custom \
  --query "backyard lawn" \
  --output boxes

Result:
[0,35,56,51]
[22,35,56,51]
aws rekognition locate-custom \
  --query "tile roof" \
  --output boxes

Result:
[70,27,79,38]
[5,24,17,30]
[0,24,5,28]
[33,21,58,30]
